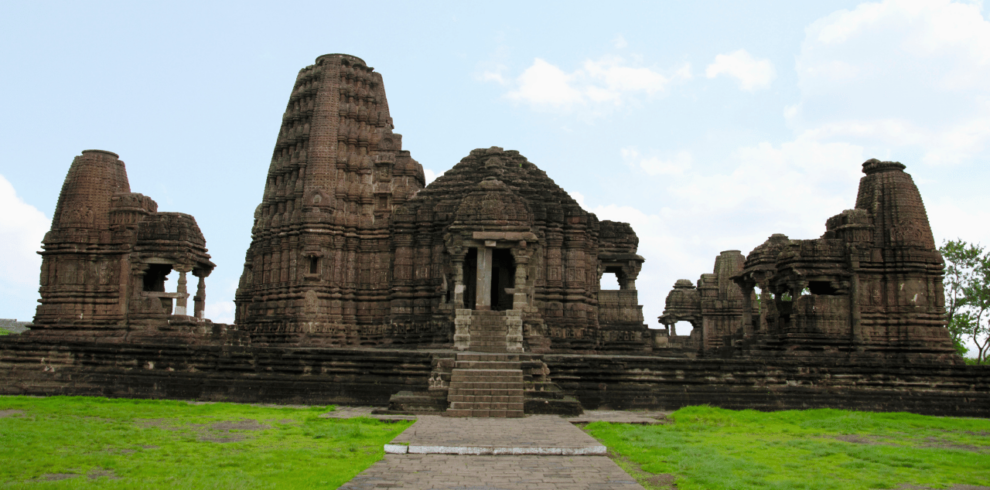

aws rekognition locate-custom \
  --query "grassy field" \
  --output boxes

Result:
[0,396,412,489]
[586,406,990,490]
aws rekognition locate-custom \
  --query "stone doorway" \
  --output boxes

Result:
[491,248,516,311]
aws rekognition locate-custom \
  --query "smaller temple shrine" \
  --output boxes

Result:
[33,150,215,337]
[659,159,959,363]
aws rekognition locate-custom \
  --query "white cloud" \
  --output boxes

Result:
[705,49,776,91]
[670,137,864,220]
[792,0,990,164]
[569,191,585,208]
[206,300,235,324]
[507,58,585,108]
[504,57,690,112]
[612,35,628,49]
[474,42,511,86]
[595,137,867,328]
[424,169,444,184]
[478,67,508,85]
[0,175,49,287]
[621,147,692,176]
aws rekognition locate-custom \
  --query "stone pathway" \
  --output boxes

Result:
[337,413,645,490]
[386,415,605,455]
[339,454,643,490]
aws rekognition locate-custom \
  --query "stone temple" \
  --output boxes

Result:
[235,54,647,353]
[1,54,987,418]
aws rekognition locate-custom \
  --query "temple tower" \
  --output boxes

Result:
[235,54,425,344]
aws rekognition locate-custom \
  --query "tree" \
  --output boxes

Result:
[939,239,990,363]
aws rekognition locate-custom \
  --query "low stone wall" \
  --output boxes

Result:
[0,336,433,406]
[2,336,988,417]
[544,354,990,418]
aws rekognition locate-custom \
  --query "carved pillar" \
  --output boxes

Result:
[452,252,465,309]
[174,267,190,316]
[194,273,206,319]
[754,275,773,334]
[622,261,641,291]
[475,242,494,311]
[511,243,532,311]
[741,282,754,338]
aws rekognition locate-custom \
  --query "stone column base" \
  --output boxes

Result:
[454,309,472,351]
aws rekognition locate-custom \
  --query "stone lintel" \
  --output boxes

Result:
[472,231,538,243]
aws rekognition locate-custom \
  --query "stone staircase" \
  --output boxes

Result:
[468,310,512,352]
[446,353,525,417]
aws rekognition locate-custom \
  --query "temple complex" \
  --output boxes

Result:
[1,54,986,418]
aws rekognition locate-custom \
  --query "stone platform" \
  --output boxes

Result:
[2,339,989,417]
[385,415,605,455]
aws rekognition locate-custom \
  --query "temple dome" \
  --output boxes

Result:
[451,177,532,230]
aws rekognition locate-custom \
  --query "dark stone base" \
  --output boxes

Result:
[2,335,988,418]
[544,354,990,418]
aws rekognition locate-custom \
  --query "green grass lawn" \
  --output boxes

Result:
[586,406,990,490]
[0,396,412,489]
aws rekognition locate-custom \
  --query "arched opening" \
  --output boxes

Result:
[673,320,694,337]
[808,281,838,295]
[600,271,620,290]
[143,264,172,292]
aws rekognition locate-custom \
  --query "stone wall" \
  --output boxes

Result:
[2,335,986,417]
[544,354,990,417]
[0,336,432,406]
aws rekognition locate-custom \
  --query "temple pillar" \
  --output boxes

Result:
[475,243,493,311]
[452,253,465,309]
[741,283,754,338]
[194,273,206,319]
[512,260,528,310]
[174,267,190,316]
[511,244,532,311]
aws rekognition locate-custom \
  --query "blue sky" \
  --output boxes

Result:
[2,1,989,353]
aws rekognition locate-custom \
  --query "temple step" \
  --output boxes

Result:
[446,353,525,418]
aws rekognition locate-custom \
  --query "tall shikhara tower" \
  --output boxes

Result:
[235,54,425,344]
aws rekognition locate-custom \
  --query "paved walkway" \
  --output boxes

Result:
[387,415,606,455]
[336,412,646,490]
[339,454,643,490]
